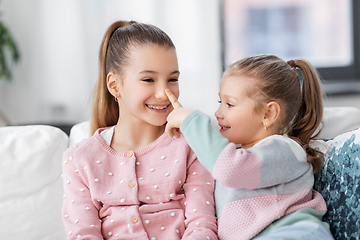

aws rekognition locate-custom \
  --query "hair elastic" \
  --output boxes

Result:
[287,60,296,68]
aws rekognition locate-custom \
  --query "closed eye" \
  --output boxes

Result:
[142,78,154,82]
[218,100,233,107]
[227,103,234,108]
[168,78,178,82]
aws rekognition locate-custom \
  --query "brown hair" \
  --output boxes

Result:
[224,54,324,173]
[90,20,176,135]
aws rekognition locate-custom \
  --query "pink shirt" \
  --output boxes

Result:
[62,128,217,240]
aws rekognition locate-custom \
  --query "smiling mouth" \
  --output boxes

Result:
[219,124,230,132]
[146,104,169,110]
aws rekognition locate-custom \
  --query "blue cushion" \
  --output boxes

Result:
[314,128,360,240]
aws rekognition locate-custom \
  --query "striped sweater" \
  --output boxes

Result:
[180,110,328,240]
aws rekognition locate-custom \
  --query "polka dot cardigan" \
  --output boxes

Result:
[62,128,217,240]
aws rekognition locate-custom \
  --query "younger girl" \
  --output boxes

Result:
[165,54,334,240]
[62,20,217,240]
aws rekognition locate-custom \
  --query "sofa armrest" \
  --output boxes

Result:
[0,125,68,240]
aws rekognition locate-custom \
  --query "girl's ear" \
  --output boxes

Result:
[107,72,120,99]
[263,101,280,129]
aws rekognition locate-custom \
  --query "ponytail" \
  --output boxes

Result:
[90,21,129,135]
[89,20,175,135]
[288,59,324,173]
[225,55,324,173]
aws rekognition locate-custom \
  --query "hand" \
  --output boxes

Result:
[165,89,193,138]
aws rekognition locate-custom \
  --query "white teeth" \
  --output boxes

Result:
[221,126,230,130]
[147,105,167,110]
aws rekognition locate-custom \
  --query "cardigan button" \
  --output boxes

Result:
[129,182,136,188]
[127,152,133,158]
[131,216,138,223]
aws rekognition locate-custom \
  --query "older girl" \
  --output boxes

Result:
[165,54,334,240]
[62,20,217,240]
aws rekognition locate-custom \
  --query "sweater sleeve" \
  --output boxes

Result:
[181,148,218,240]
[179,111,262,189]
[180,111,310,190]
[180,110,229,174]
[62,149,103,240]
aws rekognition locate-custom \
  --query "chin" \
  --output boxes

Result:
[151,120,167,127]
[220,132,227,138]
[222,134,234,143]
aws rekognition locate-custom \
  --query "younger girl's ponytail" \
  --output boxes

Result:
[224,55,324,173]
[288,59,324,173]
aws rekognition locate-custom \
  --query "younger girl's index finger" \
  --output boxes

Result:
[165,89,182,108]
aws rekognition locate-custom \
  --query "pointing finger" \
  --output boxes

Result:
[165,89,182,109]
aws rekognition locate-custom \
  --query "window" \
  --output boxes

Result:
[222,0,360,94]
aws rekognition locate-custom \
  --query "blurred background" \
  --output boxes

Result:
[0,0,359,134]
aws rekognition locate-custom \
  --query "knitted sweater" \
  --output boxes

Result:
[180,111,328,240]
[62,127,217,240]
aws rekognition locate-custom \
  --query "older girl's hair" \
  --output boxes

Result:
[224,54,324,173]
[90,20,176,135]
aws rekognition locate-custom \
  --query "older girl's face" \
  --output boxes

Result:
[117,44,180,127]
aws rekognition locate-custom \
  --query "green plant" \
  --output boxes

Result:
[0,20,19,81]
[0,20,19,125]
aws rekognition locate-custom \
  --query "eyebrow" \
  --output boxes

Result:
[219,93,239,101]
[139,70,180,75]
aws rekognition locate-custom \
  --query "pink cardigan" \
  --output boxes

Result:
[62,128,217,240]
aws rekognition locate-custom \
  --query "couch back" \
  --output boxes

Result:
[0,107,359,240]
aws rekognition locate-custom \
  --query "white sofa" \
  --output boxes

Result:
[0,107,359,240]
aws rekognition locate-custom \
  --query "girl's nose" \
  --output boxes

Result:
[155,84,168,100]
[215,108,223,120]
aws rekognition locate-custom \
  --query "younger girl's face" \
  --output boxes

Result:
[215,75,265,148]
[117,44,180,127]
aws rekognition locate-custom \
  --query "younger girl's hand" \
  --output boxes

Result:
[165,89,193,138]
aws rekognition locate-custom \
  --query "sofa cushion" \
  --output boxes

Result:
[0,125,68,240]
[69,121,90,146]
[314,127,360,239]
[317,107,360,140]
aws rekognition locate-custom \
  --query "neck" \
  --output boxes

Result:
[110,118,165,152]
[241,129,277,149]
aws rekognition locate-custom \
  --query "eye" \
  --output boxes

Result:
[227,103,234,108]
[142,78,154,82]
[168,78,178,82]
